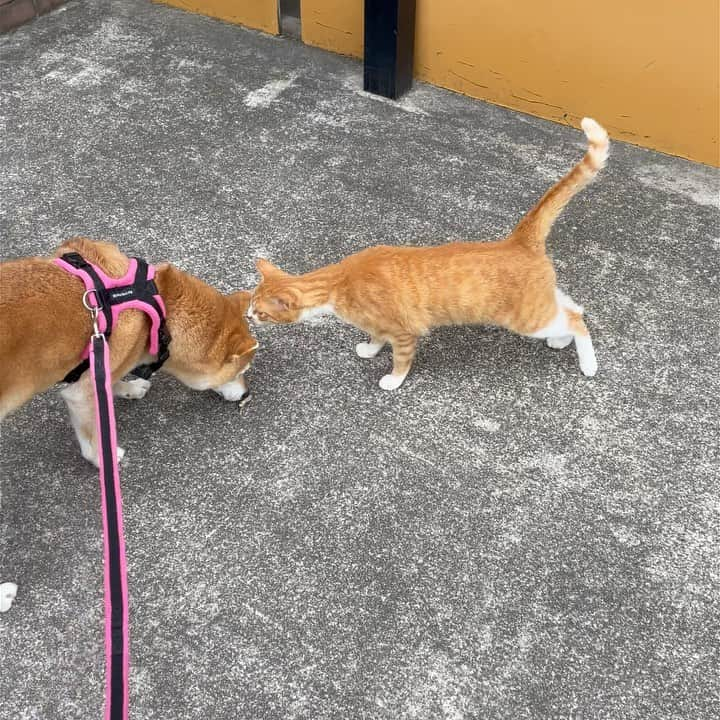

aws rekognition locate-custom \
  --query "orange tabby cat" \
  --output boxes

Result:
[250,118,608,390]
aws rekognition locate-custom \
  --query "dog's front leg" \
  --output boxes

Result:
[60,377,125,467]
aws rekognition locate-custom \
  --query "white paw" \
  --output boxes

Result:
[379,373,407,391]
[82,444,125,468]
[115,378,151,400]
[580,357,598,377]
[547,336,573,349]
[0,582,18,613]
[356,342,383,359]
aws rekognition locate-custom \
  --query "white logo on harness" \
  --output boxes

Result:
[111,290,134,299]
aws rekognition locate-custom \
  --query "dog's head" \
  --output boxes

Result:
[155,266,259,398]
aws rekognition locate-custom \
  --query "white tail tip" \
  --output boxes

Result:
[581,117,609,169]
[581,117,608,145]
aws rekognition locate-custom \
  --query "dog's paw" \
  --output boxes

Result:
[81,443,125,468]
[0,582,18,613]
[114,378,151,400]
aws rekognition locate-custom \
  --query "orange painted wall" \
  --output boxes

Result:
[155,0,279,35]
[301,0,720,166]
[300,0,362,57]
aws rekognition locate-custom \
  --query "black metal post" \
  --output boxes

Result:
[364,0,416,100]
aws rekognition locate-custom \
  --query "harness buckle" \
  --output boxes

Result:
[82,289,104,338]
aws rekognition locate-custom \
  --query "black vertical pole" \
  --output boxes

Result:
[364,0,416,100]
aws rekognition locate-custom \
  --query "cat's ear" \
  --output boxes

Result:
[255,258,284,279]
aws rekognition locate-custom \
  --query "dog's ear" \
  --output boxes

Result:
[230,290,252,316]
[230,336,259,367]
[255,258,286,279]
[54,236,92,257]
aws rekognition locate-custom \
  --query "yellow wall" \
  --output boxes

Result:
[302,0,720,166]
[300,0,362,57]
[155,0,279,35]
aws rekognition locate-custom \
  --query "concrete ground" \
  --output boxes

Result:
[1,1,719,718]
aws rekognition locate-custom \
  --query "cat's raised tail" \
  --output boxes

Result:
[509,117,609,254]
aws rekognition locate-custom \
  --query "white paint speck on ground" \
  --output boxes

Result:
[636,160,720,209]
[244,75,297,108]
[307,111,349,129]
[64,62,114,87]
[342,74,430,116]
[357,89,429,116]
[473,416,501,433]
[521,451,567,476]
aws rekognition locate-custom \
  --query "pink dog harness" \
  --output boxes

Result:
[55,251,171,720]
[55,252,170,382]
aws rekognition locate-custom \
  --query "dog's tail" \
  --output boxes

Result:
[509,118,609,254]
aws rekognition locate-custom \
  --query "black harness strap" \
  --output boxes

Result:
[61,252,114,334]
[130,321,171,380]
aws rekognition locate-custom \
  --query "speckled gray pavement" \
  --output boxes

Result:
[1,2,719,718]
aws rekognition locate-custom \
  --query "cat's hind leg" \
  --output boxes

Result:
[557,289,597,376]
[380,334,417,390]
[570,317,597,377]
[356,335,385,359]
[530,291,597,377]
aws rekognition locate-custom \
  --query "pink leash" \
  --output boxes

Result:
[56,251,171,719]
[87,305,130,720]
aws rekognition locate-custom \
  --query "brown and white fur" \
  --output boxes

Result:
[250,118,608,390]
[0,237,258,464]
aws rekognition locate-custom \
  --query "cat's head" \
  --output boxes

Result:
[249,259,303,324]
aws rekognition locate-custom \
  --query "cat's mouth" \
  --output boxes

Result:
[246,303,262,325]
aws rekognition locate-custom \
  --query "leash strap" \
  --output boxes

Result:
[89,333,129,720]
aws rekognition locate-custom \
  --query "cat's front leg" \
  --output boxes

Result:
[379,334,417,390]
